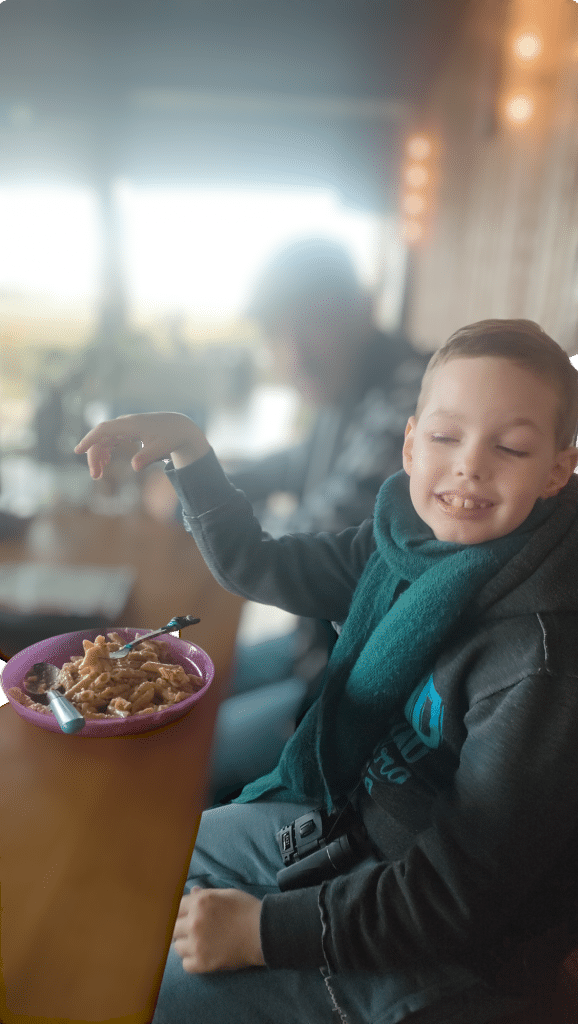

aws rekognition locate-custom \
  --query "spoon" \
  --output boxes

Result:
[108,615,201,659]
[23,662,86,734]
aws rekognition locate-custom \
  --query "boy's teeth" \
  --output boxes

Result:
[441,494,487,509]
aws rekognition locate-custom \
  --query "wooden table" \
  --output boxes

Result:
[0,503,244,1023]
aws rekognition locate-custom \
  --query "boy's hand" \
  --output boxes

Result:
[74,412,211,479]
[172,887,265,973]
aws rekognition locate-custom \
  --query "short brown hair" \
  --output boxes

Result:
[415,319,578,449]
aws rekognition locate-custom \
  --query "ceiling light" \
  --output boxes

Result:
[406,135,432,161]
[513,32,542,60]
[504,93,534,125]
[403,193,426,216]
[404,165,429,189]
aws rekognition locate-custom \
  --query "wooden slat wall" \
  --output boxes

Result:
[407,0,578,354]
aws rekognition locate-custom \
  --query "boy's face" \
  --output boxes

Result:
[402,357,578,544]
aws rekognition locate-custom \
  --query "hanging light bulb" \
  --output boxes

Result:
[399,129,440,249]
[403,193,426,217]
[513,32,542,60]
[504,92,534,125]
[404,164,429,189]
[406,135,432,161]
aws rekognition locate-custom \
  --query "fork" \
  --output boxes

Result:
[108,615,201,659]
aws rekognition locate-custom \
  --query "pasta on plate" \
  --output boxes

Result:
[9,632,203,719]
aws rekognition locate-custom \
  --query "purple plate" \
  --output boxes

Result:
[0,627,214,736]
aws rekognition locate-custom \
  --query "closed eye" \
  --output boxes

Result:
[498,446,529,457]
[428,436,528,456]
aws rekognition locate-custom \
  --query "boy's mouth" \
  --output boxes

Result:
[436,492,494,510]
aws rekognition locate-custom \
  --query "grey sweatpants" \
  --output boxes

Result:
[151,800,526,1024]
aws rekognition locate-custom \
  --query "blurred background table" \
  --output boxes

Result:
[0,501,244,1023]
[0,491,244,664]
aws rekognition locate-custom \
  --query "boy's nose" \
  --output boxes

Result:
[454,446,490,480]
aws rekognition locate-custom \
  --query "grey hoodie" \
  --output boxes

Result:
[167,452,578,992]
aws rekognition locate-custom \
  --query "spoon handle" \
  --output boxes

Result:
[46,690,86,734]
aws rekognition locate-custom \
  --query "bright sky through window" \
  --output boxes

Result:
[117,184,382,323]
[0,184,383,324]
[0,187,101,302]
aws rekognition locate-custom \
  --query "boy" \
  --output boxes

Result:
[76,319,578,1023]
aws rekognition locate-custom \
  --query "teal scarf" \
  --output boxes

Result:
[237,471,571,811]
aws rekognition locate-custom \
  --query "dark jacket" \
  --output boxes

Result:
[167,453,578,990]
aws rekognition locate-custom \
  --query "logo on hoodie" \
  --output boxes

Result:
[363,674,445,795]
[404,674,444,748]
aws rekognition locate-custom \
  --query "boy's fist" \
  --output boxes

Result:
[172,887,265,973]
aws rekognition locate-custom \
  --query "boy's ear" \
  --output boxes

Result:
[402,417,417,476]
[541,446,578,499]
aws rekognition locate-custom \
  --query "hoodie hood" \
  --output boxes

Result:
[475,474,578,621]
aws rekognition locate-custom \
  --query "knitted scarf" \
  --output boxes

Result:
[237,470,576,812]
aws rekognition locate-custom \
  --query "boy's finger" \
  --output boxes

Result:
[75,435,114,458]
[75,418,142,454]
[86,448,111,479]
[74,437,95,454]
[176,890,197,917]
[172,894,193,938]
[74,423,118,454]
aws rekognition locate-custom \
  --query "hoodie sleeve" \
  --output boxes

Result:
[225,439,311,504]
[259,654,578,974]
[165,448,375,624]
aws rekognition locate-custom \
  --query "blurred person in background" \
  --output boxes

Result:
[209,237,427,802]
[31,350,67,464]
[33,383,64,463]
